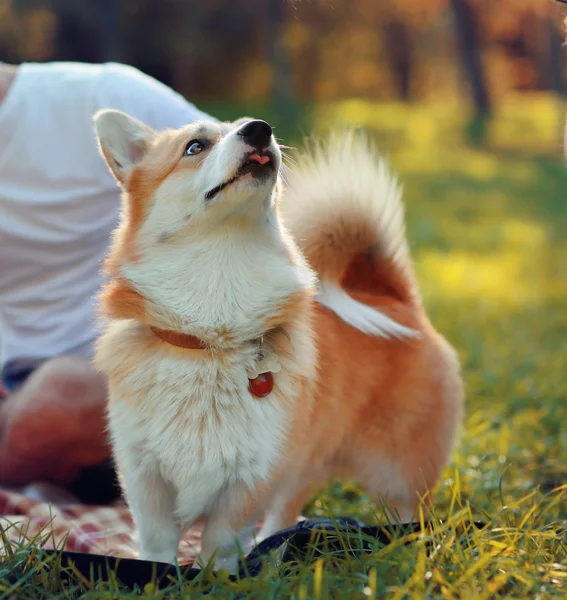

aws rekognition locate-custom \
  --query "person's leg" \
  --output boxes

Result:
[0,356,110,486]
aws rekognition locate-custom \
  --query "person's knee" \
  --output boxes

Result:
[23,356,107,406]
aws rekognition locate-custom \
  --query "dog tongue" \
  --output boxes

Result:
[249,154,271,165]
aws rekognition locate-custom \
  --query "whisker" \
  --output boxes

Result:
[281,154,299,170]
[279,162,296,187]
[282,154,297,164]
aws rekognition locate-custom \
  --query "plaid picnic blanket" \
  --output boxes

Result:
[0,489,202,563]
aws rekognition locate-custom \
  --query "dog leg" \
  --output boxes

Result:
[354,456,424,524]
[199,517,258,574]
[120,465,181,565]
[257,483,315,542]
[198,484,265,574]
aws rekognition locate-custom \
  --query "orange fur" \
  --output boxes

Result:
[281,302,461,521]
[93,114,463,568]
[99,278,147,321]
[102,126,220,271]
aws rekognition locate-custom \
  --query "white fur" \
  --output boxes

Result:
[94,110,156,183]
[281,130,420,337]
[283,130,414,284]
[102,322,303,567]
[119,120,314,345]
[316,280,418,339]
[94,115,317,570]
[124,222,310,344]
[93,117,421,572]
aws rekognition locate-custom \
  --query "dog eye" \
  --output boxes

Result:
[184,140,206,156]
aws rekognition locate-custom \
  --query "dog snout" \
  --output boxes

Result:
[237,120,273,149]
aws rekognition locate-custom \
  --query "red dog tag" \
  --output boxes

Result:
[248,372,274,397]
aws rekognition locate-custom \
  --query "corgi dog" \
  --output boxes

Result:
[92,113,464,572]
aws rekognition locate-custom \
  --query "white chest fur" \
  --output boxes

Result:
[104,331,291,521]
[122,220,313,345]
[97,210,316,563]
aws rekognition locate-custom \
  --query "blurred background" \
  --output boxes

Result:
[2,0,567,145]
[2,0,567,513]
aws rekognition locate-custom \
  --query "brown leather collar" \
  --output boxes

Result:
[150,325,277,397]
[150,326,207,350]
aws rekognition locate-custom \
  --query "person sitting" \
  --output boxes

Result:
[0,60,214,496]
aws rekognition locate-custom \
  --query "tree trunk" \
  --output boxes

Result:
[384,19,413,101]
[546,17,564,97]
[450,0,491,137]
[97,0,122,63]
[266,0,298,136]
[52,0,98,63]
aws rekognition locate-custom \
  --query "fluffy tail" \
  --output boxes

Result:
[280,130,420,340]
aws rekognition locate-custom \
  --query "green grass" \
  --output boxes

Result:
[3,98,567,597]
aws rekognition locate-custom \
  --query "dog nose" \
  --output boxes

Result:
[237,120,273,149]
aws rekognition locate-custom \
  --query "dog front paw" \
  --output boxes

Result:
[197,550,239,575]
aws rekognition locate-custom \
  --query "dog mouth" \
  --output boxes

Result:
[205,151,276,202]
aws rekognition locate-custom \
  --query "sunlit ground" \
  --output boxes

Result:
[6,97,567,597]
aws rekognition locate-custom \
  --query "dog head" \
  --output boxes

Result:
[92,111,312,337]
[94,111,281,251]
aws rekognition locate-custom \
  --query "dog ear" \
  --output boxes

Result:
[93,110,156,185]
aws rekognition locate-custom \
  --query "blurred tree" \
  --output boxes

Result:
[546,11,565,98]
[96,0,122,63]
[382,16,414,101]
[3,0,566,138]
[1,0,56,61]
[51,0,98,63]
[449,0,491,142]
[12,0,108,63]
[266,0,298,132]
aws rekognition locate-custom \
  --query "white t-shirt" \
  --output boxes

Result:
[0,62,214,372]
